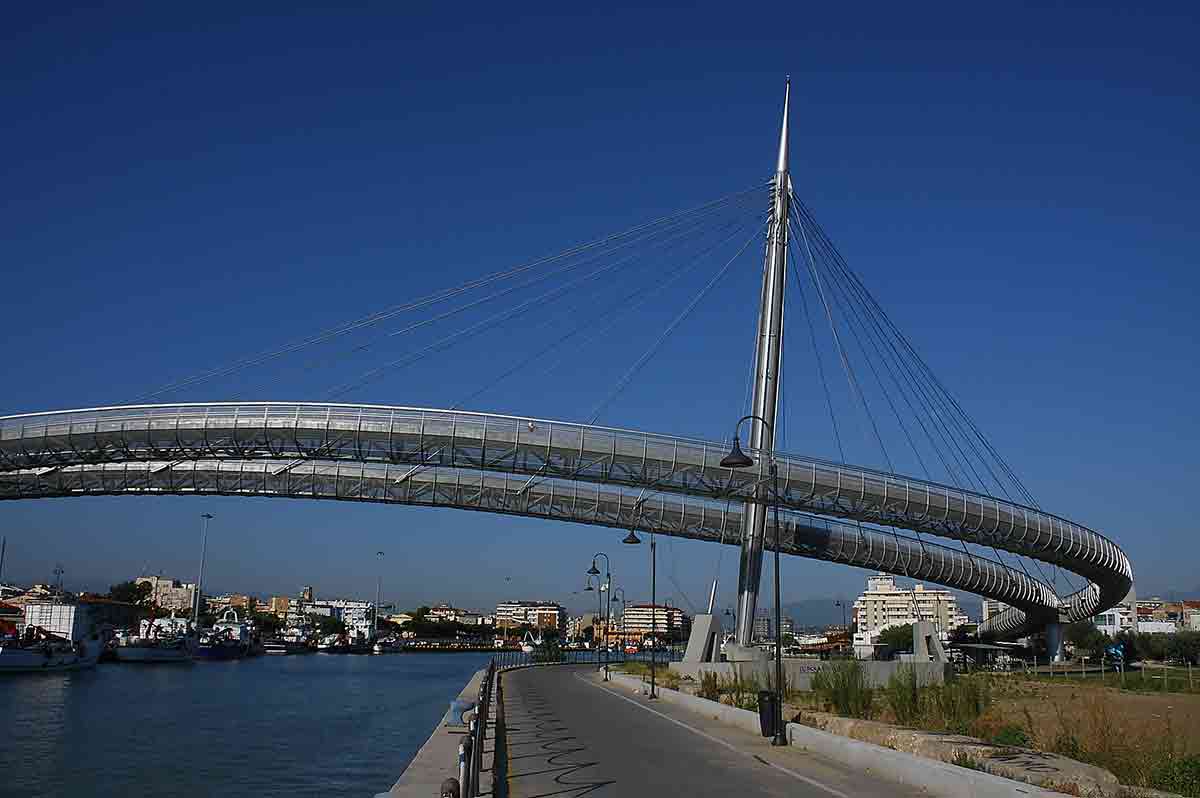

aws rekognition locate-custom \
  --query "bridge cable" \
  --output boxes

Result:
[450,214,764,410]
[586,222,766,425]
[322,205,763,399]
[793,201,1074,596]
[286,192,764,384]
[790,200,1068,600]
[134,183,767,402]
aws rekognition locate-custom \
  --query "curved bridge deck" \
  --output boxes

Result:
[0,402,1132,636]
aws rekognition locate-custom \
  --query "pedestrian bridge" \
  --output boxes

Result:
[0,402,1132,638]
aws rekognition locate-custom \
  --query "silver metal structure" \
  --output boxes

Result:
[0,401,1132,638]
[735,78,792,646]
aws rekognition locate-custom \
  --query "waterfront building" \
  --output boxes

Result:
[981,599,1009,624]
[426,604,482,625]
[617,604,689,643]
[301,586,314,602]
[780,616,795,637]
[1094,604,1134,636]
[267,596,291,618]
[135,575,197,612]
[566,613,598,641]
[207,593,257,615]
[495,601,566,632]
[752,611,772,641]
[852,573,964,638]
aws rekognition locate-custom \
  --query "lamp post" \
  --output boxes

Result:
[611,588,627,660]
[587,553,611,680]
[194,513,213,627]
[622,527,656,697]
[721,414,787,746]
[374,551,384,641]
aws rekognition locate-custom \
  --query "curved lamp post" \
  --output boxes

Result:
[622,528,658,698]
[721,414,787,746]
[587,553,611,681]
[611,587,627,659]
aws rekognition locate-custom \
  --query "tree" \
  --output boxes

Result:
[1167,631,1200,665]
[252,611,282,637]
[877,623,914,654]
[107,580,152,606]
[308,613,346,636]
[1066,620,1108,659]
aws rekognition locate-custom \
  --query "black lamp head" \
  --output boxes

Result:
[587,562,601,576]
[622,530,642,545]
[719,436,754,469]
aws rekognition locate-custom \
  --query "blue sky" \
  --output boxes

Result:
[2,3,1196,616]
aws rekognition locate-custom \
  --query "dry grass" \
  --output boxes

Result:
[983,677,1200,796]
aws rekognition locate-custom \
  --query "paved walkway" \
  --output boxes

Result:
[501,665,924,798]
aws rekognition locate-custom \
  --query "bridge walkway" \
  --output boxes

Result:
[501,665,922,798]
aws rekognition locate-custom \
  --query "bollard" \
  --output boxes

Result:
[458,735,472,798]
[441,778,460,798]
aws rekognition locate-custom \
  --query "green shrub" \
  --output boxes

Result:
[885,666,921,726]
[698,671,720,701]
[990,725,1030,747]
[932,675,991,734]
[718,671,762,710]
[1150,755,1200,796]
[811,660,874,719]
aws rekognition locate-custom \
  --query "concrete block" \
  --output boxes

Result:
[682,613,722,662]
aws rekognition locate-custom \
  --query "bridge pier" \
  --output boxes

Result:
[1044,621,1065,663]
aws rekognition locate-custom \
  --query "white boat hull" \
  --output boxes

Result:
[0,638,101,673]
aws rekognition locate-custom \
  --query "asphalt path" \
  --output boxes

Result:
[502,665,923,798]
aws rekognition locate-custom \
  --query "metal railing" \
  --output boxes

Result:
[0,401,1134,637]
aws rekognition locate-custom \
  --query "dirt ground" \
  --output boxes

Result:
[987,677,1200,756]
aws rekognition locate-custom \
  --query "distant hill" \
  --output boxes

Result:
[781,599,844,629]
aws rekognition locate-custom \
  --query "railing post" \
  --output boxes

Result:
[458,735,471,798]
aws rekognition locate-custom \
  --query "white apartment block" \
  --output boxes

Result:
[852,574,964,637]
[616,604,690,641]
[135,575,197,611]
[495,601,567,632]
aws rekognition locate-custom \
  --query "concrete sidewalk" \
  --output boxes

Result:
[502,665,926,798]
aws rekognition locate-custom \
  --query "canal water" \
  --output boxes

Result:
[0,652,492,797]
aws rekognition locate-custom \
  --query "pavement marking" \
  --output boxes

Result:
[577,674,850,798]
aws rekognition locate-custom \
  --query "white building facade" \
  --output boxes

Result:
[852,574,965,639]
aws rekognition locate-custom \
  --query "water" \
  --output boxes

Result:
[0,652,491,797]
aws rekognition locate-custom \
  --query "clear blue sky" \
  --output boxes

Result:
[2,3,1196,616]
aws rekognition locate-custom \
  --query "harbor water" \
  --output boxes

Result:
[0,652,492,797]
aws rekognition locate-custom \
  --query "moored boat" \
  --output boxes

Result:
[0,628,102,673]
[114,618,195,664]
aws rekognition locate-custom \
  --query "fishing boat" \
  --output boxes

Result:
[196,609,252,660]
[114,617,195,664]
[316,633,348,653]
[0,628,102,673]
[264,624,315,655]
[520,630,542,654]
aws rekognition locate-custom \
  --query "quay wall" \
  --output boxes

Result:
[378,668,486,798]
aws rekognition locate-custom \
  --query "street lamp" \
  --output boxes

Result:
[611,587,627,659]
[721,414,787,746]
[622,527,658,698]
[374,551,384,641]
[587,553,611,681]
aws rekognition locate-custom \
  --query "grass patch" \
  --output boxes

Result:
[614,661,681,690]
[811,659,875,719]
[881,667,991,734]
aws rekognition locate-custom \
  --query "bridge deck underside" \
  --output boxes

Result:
[0,403,1132,637]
